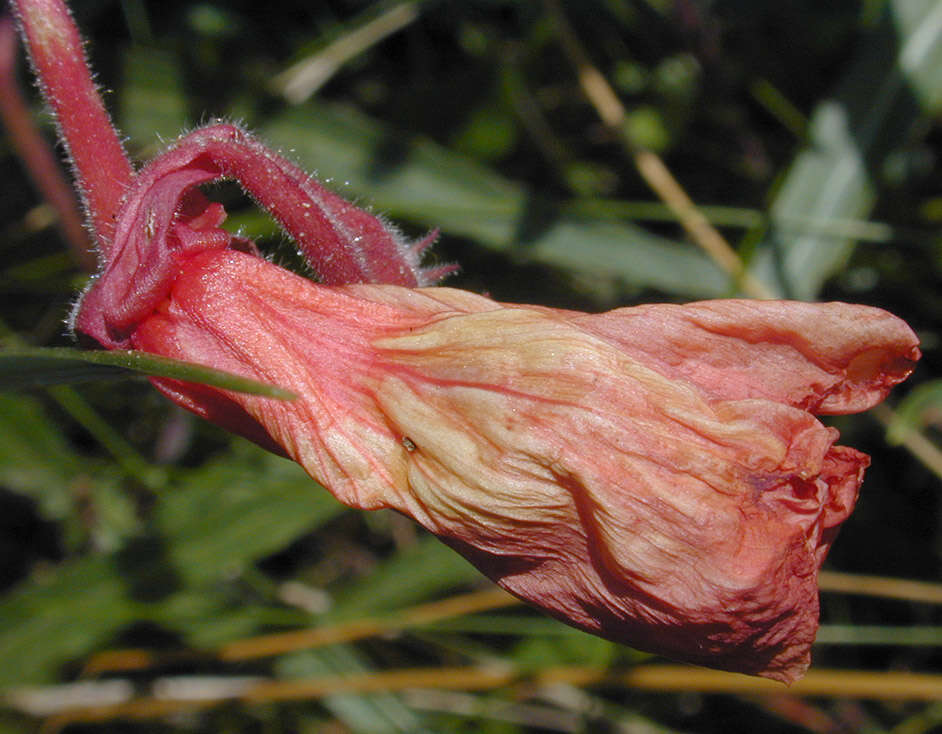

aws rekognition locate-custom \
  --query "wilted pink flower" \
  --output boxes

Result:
[9,0,921,684]
[130,250,918,683]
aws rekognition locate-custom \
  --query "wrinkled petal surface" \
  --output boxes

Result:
[134,250,920,683]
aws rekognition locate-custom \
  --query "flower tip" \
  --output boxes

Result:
[408,229,458,285]
[816,316,921,414]
[418,262,460,286]
[408,228,440,257]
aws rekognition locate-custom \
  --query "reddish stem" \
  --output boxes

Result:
[73,123,449,348]
[10,0,133,254]
[155,124,432,287]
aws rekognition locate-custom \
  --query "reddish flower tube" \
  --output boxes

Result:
[132,250,920,682]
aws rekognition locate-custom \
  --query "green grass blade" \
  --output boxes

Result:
[0,347,296,399]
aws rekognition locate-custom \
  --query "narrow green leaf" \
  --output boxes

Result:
[0,348,127,389]
[0,347,296,399]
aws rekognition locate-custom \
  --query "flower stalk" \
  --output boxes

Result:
[9,0,132,248]
[0,16,92,268]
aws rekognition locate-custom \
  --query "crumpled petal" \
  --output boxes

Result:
[133,250,920,683]
[574,300,919,414]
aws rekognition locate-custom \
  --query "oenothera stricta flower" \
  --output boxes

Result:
[10,0,920,684]
[132,253,918,683]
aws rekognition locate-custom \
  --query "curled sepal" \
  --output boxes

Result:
[73,122,451,349]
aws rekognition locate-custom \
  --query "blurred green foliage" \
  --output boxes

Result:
[0,0,939,732]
